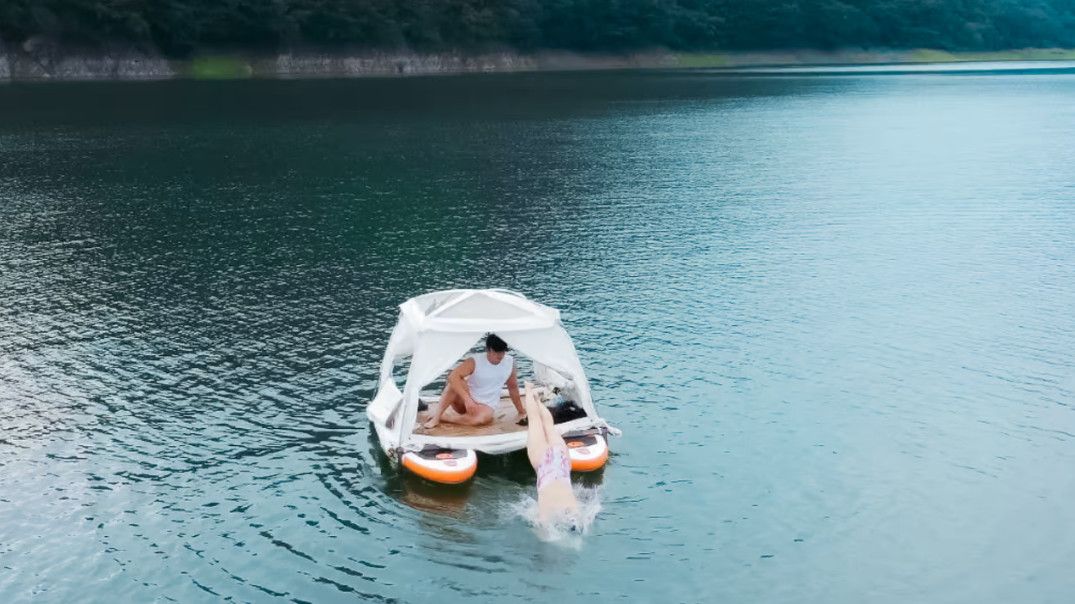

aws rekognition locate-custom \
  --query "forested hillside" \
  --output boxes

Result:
[2,0,1074,56]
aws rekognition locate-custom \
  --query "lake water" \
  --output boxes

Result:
[2,68,1074,603]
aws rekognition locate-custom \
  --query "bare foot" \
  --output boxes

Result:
[423,417,439,429]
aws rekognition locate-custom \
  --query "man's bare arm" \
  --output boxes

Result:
[506,365,524,415]
[426,358,478,428]
[449,358,478,409]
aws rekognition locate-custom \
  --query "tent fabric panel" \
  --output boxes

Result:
[497,327,597,418]
[403,289,561,332]
[367,381,403,428]
[534,361,573,390]
[378,314,417,385]
[421,315,555,333]
[394,330,487,445]
[431,291,534,321]
[410,289,470,316]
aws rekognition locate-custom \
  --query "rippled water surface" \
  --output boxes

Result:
[2,70,1074,603]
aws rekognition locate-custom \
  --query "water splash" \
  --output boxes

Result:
[507,485,602,544]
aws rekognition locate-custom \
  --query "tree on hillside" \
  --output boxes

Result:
[2,0,1074,56]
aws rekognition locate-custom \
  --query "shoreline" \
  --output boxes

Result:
[2,47,1074,82]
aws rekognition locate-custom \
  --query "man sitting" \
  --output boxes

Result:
[422,334,525,429]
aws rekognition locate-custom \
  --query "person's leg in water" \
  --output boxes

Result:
[525,382,580,525]
[534,383,584,531]
[524,383,549,469]
[536,401,573,494]
[538,402,567,453]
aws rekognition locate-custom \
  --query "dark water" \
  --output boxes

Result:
[2,70,1074,603]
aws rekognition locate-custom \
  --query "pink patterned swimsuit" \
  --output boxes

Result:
[536,445,572,491]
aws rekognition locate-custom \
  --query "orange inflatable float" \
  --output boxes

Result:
[564,432,609,472]
[401,448,477,484]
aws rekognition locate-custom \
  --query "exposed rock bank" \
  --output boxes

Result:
[2,42,1072,82]
[0,44,677,81]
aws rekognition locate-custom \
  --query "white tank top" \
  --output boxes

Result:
[466,353,514,407]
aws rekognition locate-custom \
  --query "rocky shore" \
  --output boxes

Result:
[0,43,678,81]
[1,41,1072,82]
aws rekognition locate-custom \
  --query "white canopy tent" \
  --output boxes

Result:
[366,289,612,456]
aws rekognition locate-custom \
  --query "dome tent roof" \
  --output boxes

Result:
[400,289,560,333]
[367,289,607,455]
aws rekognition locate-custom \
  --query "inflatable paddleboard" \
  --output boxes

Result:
[564,432,609,472]
[401,448,477,484]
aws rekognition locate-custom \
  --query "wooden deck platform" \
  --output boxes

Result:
[414,397,528,438]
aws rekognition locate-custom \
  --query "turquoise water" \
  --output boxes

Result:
[2,70,1074,603]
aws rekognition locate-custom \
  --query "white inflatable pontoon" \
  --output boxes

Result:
[366,289,618,483]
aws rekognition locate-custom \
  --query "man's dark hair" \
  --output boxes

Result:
[485,333,508,352]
